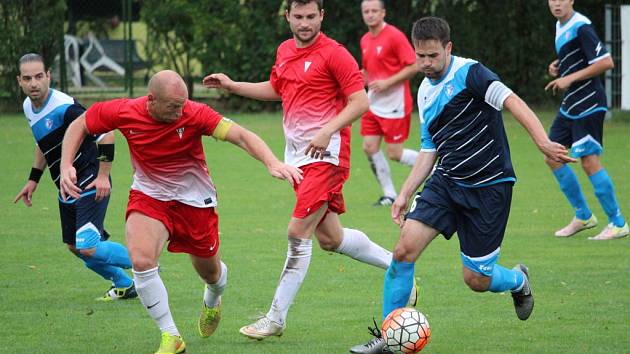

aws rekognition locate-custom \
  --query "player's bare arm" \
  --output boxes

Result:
[305,89,368,159]
[368,62,419,93]
[503,94,575,164]
[545,56,613,94]
[203,74,281,101]
[391,151,437,226]
[13,146,46,207]
[223,123,303,186]
[85,131,114,202]
[59,113,90,200]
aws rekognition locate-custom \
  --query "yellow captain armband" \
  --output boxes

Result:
[211,117,234,141]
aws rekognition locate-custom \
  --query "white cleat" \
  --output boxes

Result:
[588,223,629,240]
[239,316,284,340]
[554,215,598,237]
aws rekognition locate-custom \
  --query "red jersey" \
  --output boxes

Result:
[85,97,224,208]
[360,23,416,119]
[270,33,364,168]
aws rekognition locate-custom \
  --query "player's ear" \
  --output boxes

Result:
[445,41,453,54]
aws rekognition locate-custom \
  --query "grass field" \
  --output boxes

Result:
[1,110,629,353]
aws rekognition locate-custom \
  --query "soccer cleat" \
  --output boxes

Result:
[407,277,418,307]
[198,299,221,338]
[239,316,284,340]
[511,264,534,321]
[373,196,395,207]
[554,215,598,237]
[155,332,186,354]
[349,319,390,353]
[96,282,138,301]
[588,222,629,240]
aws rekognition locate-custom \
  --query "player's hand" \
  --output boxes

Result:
[305,128,333,160]
[545,77,572,95]
[13,181,38,207]
[84,175,111,202]
[548,60,559,78]
[368,79,389,93]
[268,161,303,186]
[202,73,235,91]
[391,195,409,227]
[59,165,81,201]
[539,140,576,164]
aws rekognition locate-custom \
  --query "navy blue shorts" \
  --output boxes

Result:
[549,111,604,158]
[405,173,512,259]
[58,191,110,247]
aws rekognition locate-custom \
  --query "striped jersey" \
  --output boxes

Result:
[555,12,610,119]
[22,89,100,190]
[418,56,515,188]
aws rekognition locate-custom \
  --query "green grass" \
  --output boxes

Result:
[1,110,629,353]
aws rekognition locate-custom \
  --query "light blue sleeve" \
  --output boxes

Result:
[420,114,436,152]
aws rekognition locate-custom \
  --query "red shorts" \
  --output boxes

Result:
[360,110,411,144]
[292,162,349,218]
[126,190,219,258]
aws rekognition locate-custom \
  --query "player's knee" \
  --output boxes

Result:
[385,147,402,161]
[317,237,339,251]
[463,273,490,292]
[363,141,379,155]
[544,155,559,168]
[198,266,221,284]
[392,243,415,263]
[78,247,96,257]
[130,254,158,272]
[581,155,601,174]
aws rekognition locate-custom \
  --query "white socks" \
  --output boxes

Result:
[335,228,392,270]
[369,151,396,198]
[204,261,228,308]
[133,267,179,336]
[400,148,418,167]
[266,238,312,326]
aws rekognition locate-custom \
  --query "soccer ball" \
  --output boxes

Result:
[382,307,430,353]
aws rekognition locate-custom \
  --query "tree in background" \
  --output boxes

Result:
[141,0,199,98]
[0,0,65,101]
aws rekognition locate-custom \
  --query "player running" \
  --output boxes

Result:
[14,53,135,301]
[204,0,416,341]
[350,17,574,353]
[59,70,301,354]
[545,0,628,239]
[359,0,419,206]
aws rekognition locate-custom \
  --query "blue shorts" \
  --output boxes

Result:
[405,173,512,275]
[58,191,110,249]
[549,111,604,158]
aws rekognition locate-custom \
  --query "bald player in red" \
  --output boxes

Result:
[60,70,301,354]
[203,0,415,341]
[360,0,419,206]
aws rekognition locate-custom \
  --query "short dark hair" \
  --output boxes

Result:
[361,0,385,9]
[286,0,323,12]
[19,53,46,70]
[411,17,450,46]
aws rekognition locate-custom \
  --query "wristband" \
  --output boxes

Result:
[29,167,44,183]
[97,144,115,162]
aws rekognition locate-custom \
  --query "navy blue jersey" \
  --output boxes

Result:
[417,56,515,188]
[22,89,100,190]
[555,12,610,119]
